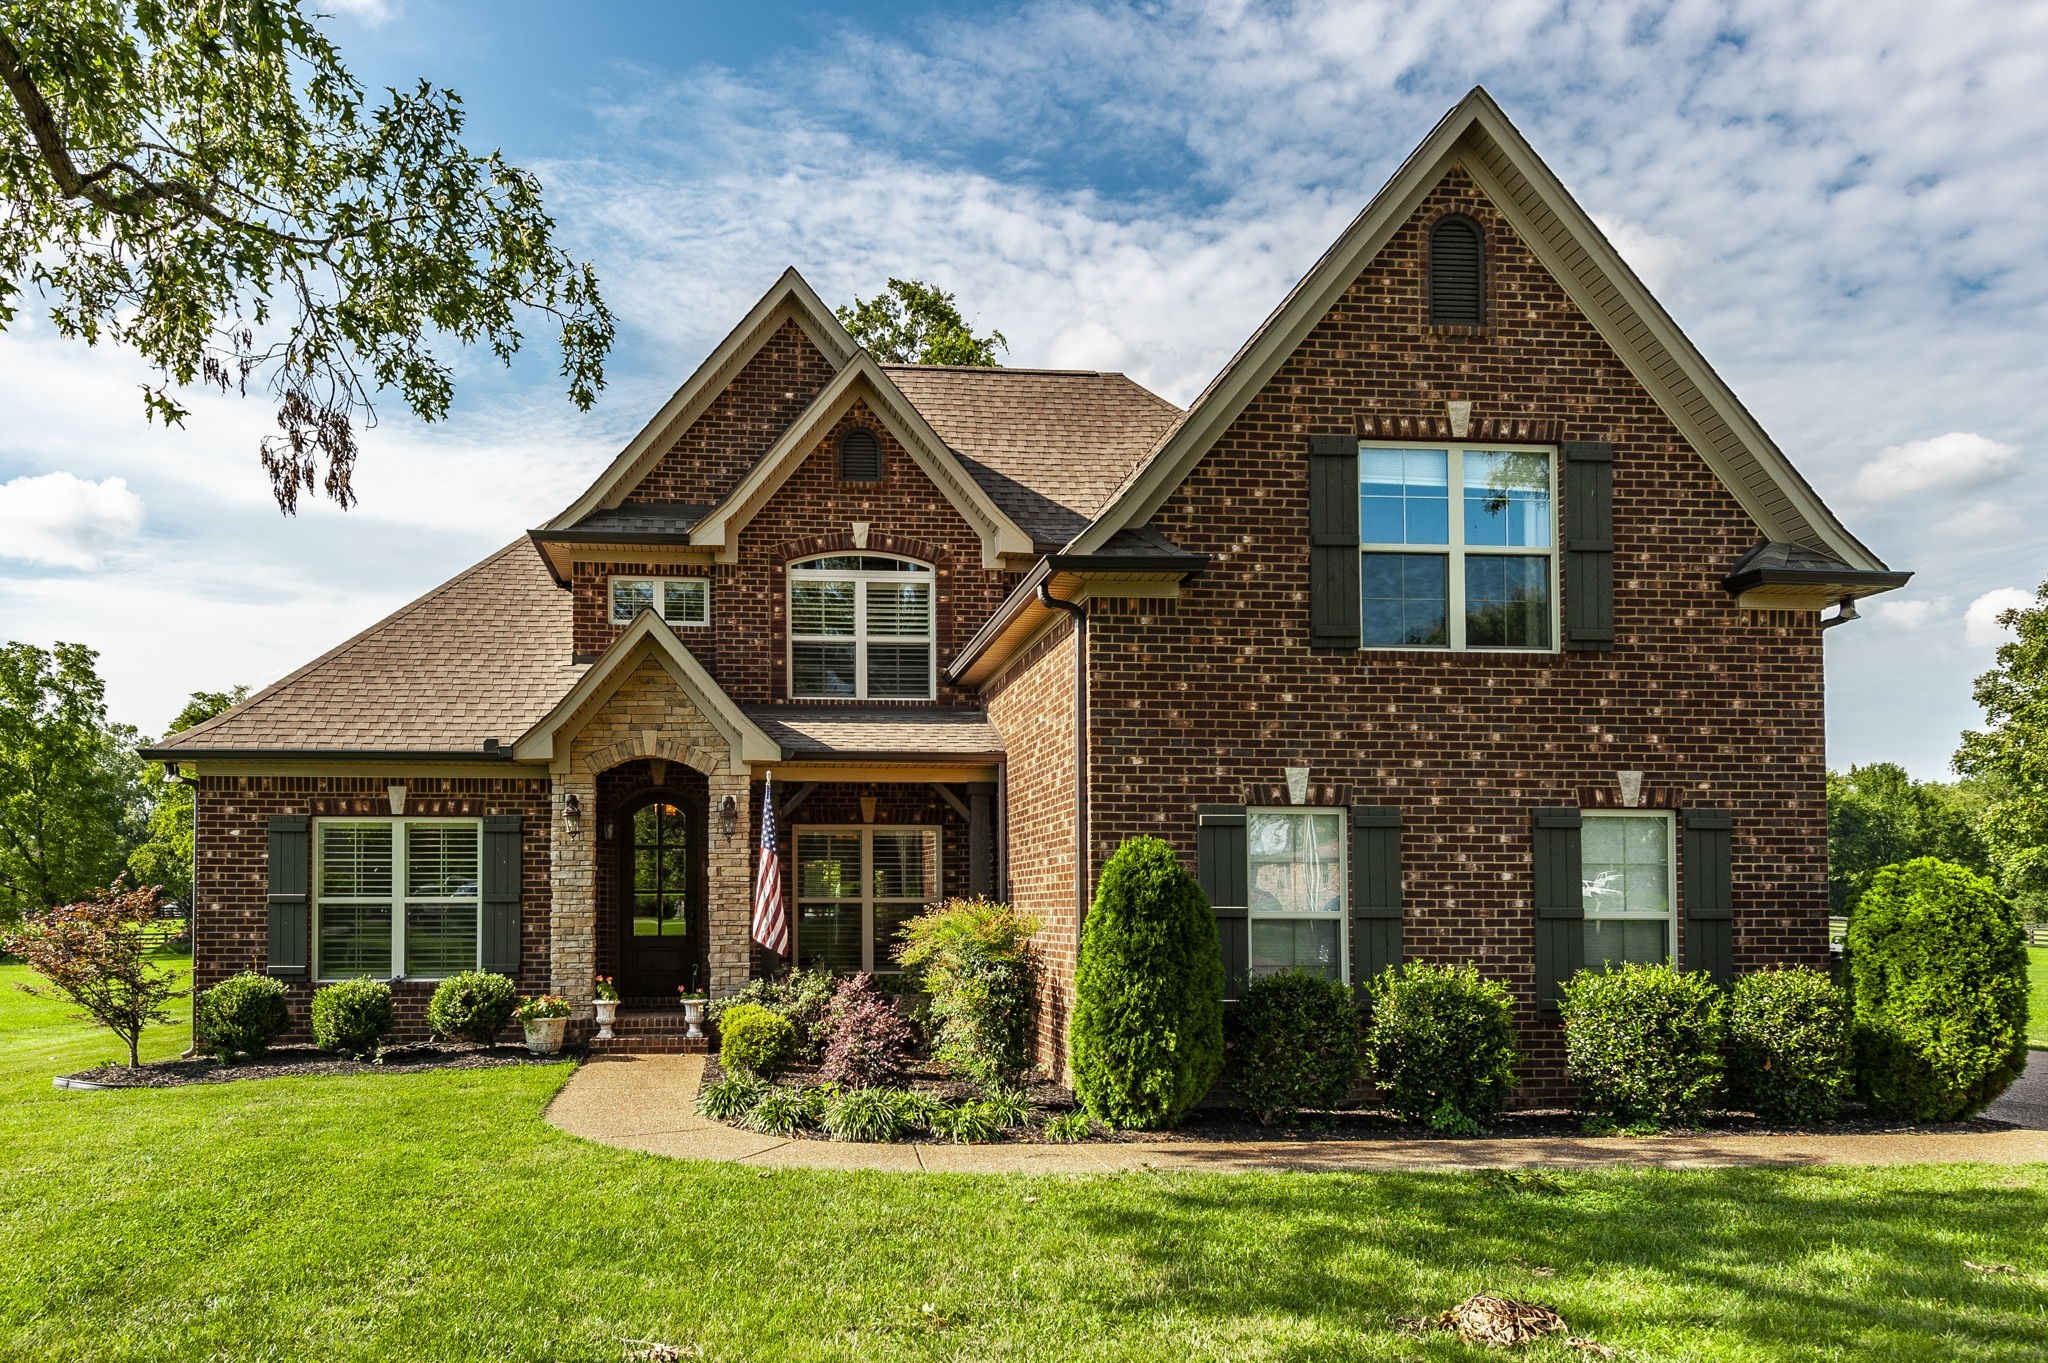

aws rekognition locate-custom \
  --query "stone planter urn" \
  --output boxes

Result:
[522,1017,568,1055]
[678,996,708,1041]
[592,998,619,1041]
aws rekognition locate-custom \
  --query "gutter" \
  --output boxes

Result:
[135,746,521,763]
[1035,581,1091,933]
[948,548,1211,685]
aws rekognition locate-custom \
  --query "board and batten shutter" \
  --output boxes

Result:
[1196,805,1249,1000]
[1307,434,1362,649]
[265,815,310,979]
[1531,808,1584,1008]
[1681,808,1735,985]
[1349,806,1402,989]
[481,815,523,975]
[1561,441,1615,652]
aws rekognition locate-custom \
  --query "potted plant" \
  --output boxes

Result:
[512,994,572,1055]
[677,967,708,1040]
[593,976,620,1040]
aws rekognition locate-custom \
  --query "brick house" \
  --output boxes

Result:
[146,89,1906,1089]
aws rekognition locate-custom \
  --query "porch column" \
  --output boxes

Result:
[967,782,997,897]
[549,770,599,1016]
[705,771,753,999]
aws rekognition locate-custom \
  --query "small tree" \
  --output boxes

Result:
[836,279,1007,366]
[896,897,1041,1085]
[3,879,185,1066]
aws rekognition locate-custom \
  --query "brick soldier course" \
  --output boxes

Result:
[148,89,1907,1093]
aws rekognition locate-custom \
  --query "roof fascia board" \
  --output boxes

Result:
[545,269,858,531]
[511,611,780,771]
[527,531,718,585]
[689,353,1035,568]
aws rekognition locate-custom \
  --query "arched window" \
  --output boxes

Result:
[788,554,935,700]
[838,427,884,482]
[1428,215,1485,326]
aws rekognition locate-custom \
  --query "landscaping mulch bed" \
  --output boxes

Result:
[61,1042,566,1089]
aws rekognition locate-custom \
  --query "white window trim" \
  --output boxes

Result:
[1247,807,1349,985]
[313,817,484,983]
[608,575,711,627]
[791,824,943,973]
[1358,440,1560,653]
[1580,809,1677,967]
[786,555,938,701]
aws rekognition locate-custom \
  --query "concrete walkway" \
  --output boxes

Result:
[545,1054,2048,1173]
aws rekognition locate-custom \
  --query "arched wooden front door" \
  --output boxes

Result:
[616,791,707,999]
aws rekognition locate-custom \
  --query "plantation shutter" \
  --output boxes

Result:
[1682,808,1735,985]
[1196,805,1249,1000]
[481,815,523,975]
[1307,434,1362,649]
[265,815,310,979]
[1349,806,1402,990]
[1562,442,1615,652]
[1531,808,1584,1008]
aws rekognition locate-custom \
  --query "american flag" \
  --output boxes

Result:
[751,773,790,955]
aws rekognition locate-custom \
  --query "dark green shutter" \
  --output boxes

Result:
[1562,442,1614,651]
[265,815,310,979]
[1349,807,1402,988]
[1682,808,1734,984]
[1197,805,1249,1000]
[1531,808,1584,1008]
[481,815,523,976]
[1308,434,1361,649]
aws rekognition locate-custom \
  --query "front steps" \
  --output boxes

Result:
[587,1007,710,1055]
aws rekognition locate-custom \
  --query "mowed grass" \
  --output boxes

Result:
[2030,947,2048,1049]
[2,963,2046,1362]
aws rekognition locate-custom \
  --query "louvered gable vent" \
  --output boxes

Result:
[838,427,884,481]
[1428,215,1485,327]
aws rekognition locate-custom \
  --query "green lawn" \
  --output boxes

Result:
[2030,947,2048,1050]
[2,964,2045,1361]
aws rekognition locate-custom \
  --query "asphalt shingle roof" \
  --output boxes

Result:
[741,706,1004,757]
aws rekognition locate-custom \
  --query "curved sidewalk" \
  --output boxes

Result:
[545,1054,2048,1174]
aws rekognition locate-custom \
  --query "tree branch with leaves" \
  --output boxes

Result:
[5,878,185,1066]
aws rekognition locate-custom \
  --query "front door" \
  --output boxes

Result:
[618,793,707,1000]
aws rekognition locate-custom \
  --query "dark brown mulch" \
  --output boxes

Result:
[62,1042,567,1088]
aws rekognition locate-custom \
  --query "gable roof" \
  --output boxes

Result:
[882,365,1182,548]
[1070,86,1891,572]
[144,541,580,758]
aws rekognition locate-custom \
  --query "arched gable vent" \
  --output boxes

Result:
[1428,215,1486,327]
[838,427,884,482]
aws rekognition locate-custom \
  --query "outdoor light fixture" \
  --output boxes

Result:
[718,794,739,837]
[563,792,583,835]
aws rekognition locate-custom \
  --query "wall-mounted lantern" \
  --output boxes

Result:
[718,794,739,838]
[563,792,583,836]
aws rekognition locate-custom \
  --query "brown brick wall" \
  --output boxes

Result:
[193,774,553,1044]
[1078,167,1828,1101]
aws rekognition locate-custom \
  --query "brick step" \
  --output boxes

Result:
[587,1035,710,1055]
[611,1011,700,1032]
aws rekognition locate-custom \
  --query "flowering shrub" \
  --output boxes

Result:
[510,993,571,1024]
[2,880,185,1068]
[197,971,291,1061]
[896,897,1041,1084]
[310,978,394,1059]
[818,973,919,1089]
[594,975,620,1003]
[426,971,517,1044]
[718,1003,798,1079]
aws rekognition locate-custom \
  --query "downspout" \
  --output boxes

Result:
[1036,581,1089,934]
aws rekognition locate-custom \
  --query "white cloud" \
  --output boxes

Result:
[0,473,144,569]
[1964,587,2034,647]
[1867,595,1948,631]
[1848,432,2020,504]
[1936,501,2022,539]
[1593,217,1688,295]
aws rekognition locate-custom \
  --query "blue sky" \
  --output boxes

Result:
[1,0,2043,779]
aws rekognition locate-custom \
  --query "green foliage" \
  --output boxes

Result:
[935,1098,1004,1144]
[835,278,1006,366]
[742,1086,819,1137]
[718,1003,799,1080]
[509,993,570,1023]
[693,1072,768,1123]
[0,1,613,510]
[818,974,919,1089]
[0,642,147,926]
[975,1084,1030,1130]
[1560,962,1726,1128]
[822,1085,909,1142]
[1827,763,1989,915]
[1956,580,2048,925]
[1364,962,1521,1133]
[1847,857,2029,1121]
[1230,970,1360,1125]
[125,688,246,911]
[706,967,836,1060]
[2,879,183,1065]
[424,971,517,1045]
[1069,837,1225,1130]
[196,970,289,1061]
[1726,967,1852,1124]
[896,897,1041,1084]
[1041,1110,1093,1143]
[308,977,393,1059]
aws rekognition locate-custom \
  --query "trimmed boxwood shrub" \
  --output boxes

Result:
[197,971,291,1061]
[1069,837,1225,1130]
[1560,962,1725,1128]
[1364,962,1521,1133]
[1727,967,1852,1124]
[706,967,837,1060]
[1231,969,1360,1124]
[718,1003,798,1080]
[424,971,517,1045]
[309,977,394,1059]
[1847,857,2030,1121]
[818,973,919,1089]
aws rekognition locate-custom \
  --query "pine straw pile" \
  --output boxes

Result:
[1394,1294,1616,1355]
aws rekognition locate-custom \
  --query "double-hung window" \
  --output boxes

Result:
[1359,443,1556,650]
[610,576,710,627]
[1581,811,1675,969]
[1247,809,1347,982]
[788,555,935,700]
[792,827,940,973]
[315,820,482,981]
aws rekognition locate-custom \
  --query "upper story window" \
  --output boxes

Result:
[787,554,935,700]
[838,427,884,482]
[1428,214,1485,326]
[315,819,481,981]
[1360,443,1556,651]
[610,576,709,627]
